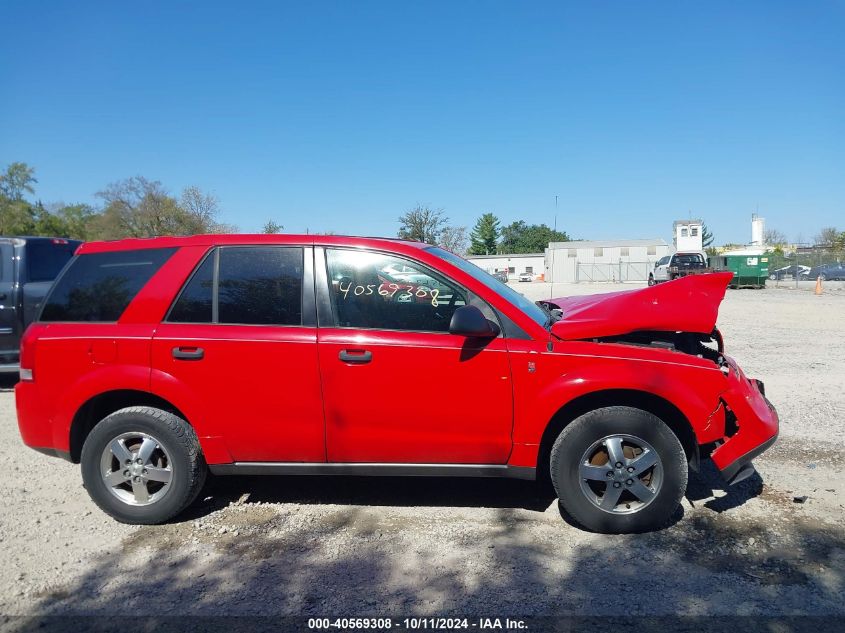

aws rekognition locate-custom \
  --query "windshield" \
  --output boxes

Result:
[426,247,548,328]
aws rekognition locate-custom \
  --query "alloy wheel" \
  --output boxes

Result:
[99,432,173,506]
[578,434,663,514]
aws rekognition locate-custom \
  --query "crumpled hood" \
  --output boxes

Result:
[548,272,734,340]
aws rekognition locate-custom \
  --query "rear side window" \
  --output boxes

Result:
[40,248,176,322]
[168,247,303,326]
[27,241,78,282]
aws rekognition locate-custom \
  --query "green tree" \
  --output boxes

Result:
[0,162,38,235]
[701,223,715,249]
[469,213,500,255]
[93,177,232,239]
[398,205,446,244]
[262,219,284,234]
[0,162,37,200]
[498,221,570,253]
[54,203,98,240]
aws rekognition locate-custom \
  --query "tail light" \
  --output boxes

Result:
[19,326,39,381]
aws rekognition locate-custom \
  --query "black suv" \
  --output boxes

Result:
[0,236,81,372]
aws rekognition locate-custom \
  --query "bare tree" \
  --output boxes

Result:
[180,187,219,226]
[438,225,469,255]
[397,205,447,244]
[815,227,840,247]
[763,228,788,247]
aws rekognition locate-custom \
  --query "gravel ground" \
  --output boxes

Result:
[0,282,843,618]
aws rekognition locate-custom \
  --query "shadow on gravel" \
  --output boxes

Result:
[20,466,845,622]
[686,459,764,513]
[186,474,557,515]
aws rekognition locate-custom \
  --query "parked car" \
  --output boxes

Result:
[16,235,778,533]
[0,236,82,372]
[518,272,534,282]
[802,263,845,281]
[492,270,508,283]
[649,252,710,286]
[769,265,810,281]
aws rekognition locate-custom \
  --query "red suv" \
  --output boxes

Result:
[16,235,778,533]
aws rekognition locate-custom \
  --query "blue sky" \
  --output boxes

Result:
[1,1,842,244]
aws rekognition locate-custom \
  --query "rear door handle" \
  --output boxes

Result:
[172,346,204,360]
[338,349,372,364]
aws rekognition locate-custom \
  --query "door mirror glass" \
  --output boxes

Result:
[448,305,500,338]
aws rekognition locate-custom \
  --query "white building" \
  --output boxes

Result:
[751,214,765,246]
[673,219,704,252]
[466,253,545,280]
[544,239,670,283]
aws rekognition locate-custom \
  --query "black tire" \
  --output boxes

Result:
[647,275,655,286]
[81,406,207,524]
[550,406,687,534]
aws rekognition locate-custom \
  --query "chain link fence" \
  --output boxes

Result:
[766,248,845,288]
[576,261,652,283]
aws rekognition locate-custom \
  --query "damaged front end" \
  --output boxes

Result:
[546,273,778,485]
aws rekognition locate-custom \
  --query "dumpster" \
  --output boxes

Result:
[712,250,770,288]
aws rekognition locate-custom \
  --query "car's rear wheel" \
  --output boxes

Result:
[550,406,687,533]
[81,406,206,524]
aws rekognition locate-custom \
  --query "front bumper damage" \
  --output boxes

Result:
[710,358,779,484]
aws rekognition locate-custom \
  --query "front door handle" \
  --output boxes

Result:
[338,349,372,364]
[172,346,204,361]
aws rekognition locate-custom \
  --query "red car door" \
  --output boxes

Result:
[316,247,514,464]
[151,245,325,463]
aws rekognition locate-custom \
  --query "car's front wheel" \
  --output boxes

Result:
[550,406,687,533]
[647,275,656,286]
[81,406,207,524]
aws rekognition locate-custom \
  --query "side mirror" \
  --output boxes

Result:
[449,305,500,338]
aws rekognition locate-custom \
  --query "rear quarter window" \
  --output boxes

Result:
[40,248,176,322]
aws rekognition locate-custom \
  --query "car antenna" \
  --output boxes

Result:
[546,196,559,351]
[549,195,558,303]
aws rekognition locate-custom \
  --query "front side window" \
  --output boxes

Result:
[40,248,175,322]
[168,247,303,326]
[325,249,467,332]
